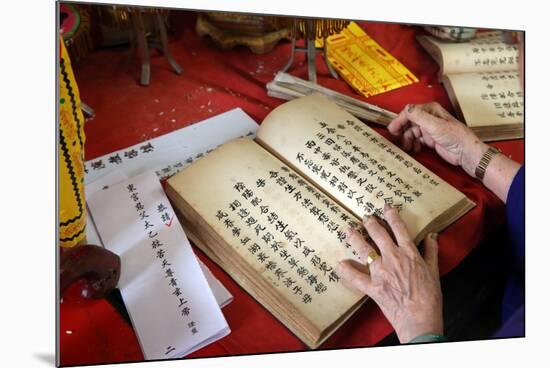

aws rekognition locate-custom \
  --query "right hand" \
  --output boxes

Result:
[336,205,443,343]
[387,102,489,178]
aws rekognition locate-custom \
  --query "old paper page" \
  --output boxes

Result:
[417,32,519,75]
[257,94,470,243]
[167,138,365,335]
[444,71,523,127]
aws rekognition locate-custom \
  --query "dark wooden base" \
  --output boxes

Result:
[195,14,291,54]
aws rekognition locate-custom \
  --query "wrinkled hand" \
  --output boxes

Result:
[336,205,443,343]
[388,102,489,178]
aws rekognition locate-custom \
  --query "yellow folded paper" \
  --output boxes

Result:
[320,22,418,97]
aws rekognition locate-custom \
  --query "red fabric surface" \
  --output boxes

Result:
[59,11,524,366]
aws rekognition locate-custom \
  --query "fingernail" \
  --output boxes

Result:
[407,104,415,113]
[345,227,354,239]
[430,232,439,240]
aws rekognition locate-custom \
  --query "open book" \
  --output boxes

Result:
[417,31,523,141]
[166,94,475,348]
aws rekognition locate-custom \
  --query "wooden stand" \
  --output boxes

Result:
[129,8,183,86]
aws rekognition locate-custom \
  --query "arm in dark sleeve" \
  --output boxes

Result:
[505,165,525,271]
[494,166,525,337]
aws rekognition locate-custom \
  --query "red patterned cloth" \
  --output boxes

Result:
[60,13,524,366]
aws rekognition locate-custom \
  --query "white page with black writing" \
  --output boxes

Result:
[85,170,233,308]
[84,108,259,184]
[87,171,229,360]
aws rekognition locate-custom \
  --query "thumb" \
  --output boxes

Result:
[387,107,411,136]
[335,260,374,296]
[422,233,440,278]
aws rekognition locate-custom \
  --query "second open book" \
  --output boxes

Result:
[417,31,523,141]
[166,94,475,349]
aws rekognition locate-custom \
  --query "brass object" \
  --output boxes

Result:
[294,18,350,40]
[195,12,291,54]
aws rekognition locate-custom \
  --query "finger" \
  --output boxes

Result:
[422,233,440,278]
[405,103,446,136]
[335,260,374,296]
[387,108,410,136]
[413,138,422,153]
[411,125,422,139]
[346,228,376,264]
[401,129,415,151]
[363,214,397,258]
[383,204,416,253]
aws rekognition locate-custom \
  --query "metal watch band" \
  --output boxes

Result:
[475,146,500,181]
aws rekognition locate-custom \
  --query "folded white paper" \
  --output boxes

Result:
[87,171,230,360]
[85,170,233,308]
[84,108,259,184]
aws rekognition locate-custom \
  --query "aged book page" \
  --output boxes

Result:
[257,94,474,244]
[443,71,523,127]
[166,138,365,348]
[417,32,518,76]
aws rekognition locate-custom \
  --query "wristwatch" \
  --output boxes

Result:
[475,146,501,181]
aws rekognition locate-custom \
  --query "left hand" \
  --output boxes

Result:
[336,205,443,343]
[387,102,487,178]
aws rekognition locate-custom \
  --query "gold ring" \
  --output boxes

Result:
[366,251,380,266]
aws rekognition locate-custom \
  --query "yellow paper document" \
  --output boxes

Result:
[322,22,418,97]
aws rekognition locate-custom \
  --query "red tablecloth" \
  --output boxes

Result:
[60,12,524,366]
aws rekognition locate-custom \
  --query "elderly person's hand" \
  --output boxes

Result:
[388,102,487,178]
[388,102,520,202]
[336,205,443,343]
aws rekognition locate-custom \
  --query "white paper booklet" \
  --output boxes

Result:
[85,170,233,308]
[87,171,230,360]
[84,108,259,184]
